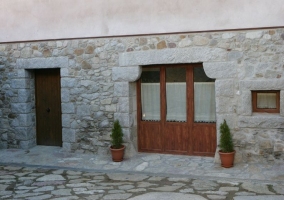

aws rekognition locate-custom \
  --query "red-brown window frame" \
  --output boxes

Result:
[252,90,280,113]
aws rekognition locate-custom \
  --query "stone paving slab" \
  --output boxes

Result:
[0,165,284,200]
[0,146,284,185]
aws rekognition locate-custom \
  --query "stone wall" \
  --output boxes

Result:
[0,28,284,163]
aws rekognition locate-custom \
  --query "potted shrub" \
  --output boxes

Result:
[218,119,235,168]
[110,120,125,162]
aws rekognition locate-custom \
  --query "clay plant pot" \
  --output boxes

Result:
[219,150,235,168]
[110,145,125,162]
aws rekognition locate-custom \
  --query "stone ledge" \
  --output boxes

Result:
[239,114,284,128]
[16,57,68,69]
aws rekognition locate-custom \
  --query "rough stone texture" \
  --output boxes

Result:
[0,28,284,163]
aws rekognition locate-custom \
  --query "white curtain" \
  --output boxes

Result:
[194,82,216,123]
[141,83,160,121]
[257,93,276,108]
[166,83,186,122]
[141,82,216,123]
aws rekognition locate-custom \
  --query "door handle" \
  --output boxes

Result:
[46,108,50,113]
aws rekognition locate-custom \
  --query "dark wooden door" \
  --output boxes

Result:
[137,64,216,156]
[35,69,62,146]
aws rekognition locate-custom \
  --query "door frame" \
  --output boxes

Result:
[137,64,216,156]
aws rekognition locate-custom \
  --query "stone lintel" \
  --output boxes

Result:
[16,57,68,69]
[240,80,284,90]
[203,61,237,79]
[112,66,141,82]
[119,47,227,67]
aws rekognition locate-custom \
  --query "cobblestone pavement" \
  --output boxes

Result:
[0,165,284,200]
[0,146,284,199]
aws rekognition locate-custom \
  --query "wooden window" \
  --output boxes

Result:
[252,90,280,113]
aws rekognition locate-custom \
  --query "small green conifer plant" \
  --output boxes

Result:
[110,120,124,149]
[219,119,234,153]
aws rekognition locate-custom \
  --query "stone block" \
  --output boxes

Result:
[15,127,35,140]
[11,78,30,89]
[215,79,235,97]
[203,61,237,79]
[105,104,116,112]
[18,89,31,103]
[16,57,68,69]
[112,66,141,82]
[274,142,284,152]
[61,89,70,102]
[76,105,91,117]
[281,91,284,116]
[62,114,71,128]
[61,103,75,114]
[239,115,284,128]
[114,82,129,97]
[62,128,76,143]
[19,139,36,149]
[245,31,263,39]
[61,78,77,88]
[227,51,243,61]
[216,97,235,113]
[17,69,30,78]
[222,33,236,39]
[193,36,209,45]
[118,97,130,113]
[0,141,8,149]
[62,142,71,152]
[114,113,134,128]
[238,91,252,116]
[119,47,227,67]
[11,103,33,114]
[240,80,284,90]
[60,68,69,77]
[17,114,33,126]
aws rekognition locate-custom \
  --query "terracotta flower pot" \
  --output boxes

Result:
[110,145,125,162]
[219,150,235,168]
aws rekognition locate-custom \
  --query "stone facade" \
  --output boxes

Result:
[0,28,284,163]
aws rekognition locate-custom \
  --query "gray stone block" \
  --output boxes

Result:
[203,62,237,79]
[11,103,33,114]
[61,103,75,114]
[62,128,76,143]
[61,78,77,88]
[0,141,8,149]
[16,57,68,69]
[114,113,133,128]
[19,139,36,149]
[11,79,30,89]
[112,66,141,82]
[62,114,71,128]
[239,115,284,128]
[114,82,129,97]
[76,105,91,117]
[18,89,31,103]
[215,79,235,97]
[14,127,35,140]
[119,47,227,67]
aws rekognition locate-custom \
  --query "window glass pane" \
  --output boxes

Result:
[141,68,160,121]
[194,67,216,123]
[166,67,186,122]
[257,93,277,109]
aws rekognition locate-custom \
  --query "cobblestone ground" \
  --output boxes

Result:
[0,165,284,200]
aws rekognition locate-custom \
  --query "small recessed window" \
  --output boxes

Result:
[252,91,280,113]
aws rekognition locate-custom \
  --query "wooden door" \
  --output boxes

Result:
[35,69,62,146]
[137,64,216,156]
